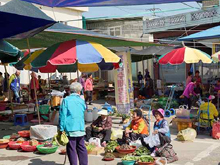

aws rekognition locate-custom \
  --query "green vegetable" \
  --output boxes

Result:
[105,141,118,153]
[138,156,154,163]
[86,144,96,151]
[121,155,139,161]
[134,147,150,156]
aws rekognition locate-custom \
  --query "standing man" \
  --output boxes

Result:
[137,71,143,85]
[0,72,4,96]
[144,69,150,81]
[9,70,21,103]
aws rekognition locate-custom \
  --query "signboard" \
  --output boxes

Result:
[114,52,130,114]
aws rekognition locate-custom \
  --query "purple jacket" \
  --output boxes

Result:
[183,82,196,98]
[214,84,220,92]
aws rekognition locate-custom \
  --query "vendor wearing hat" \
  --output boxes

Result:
[85,109,112,146]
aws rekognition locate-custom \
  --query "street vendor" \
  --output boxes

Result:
[214,79,220,93]
[30,72,39,100]
[142,108,171,156]
[186,72,193,86]
[195,70,203,96]
[124,109,149,142]
[86,109,112,146]
[181,79,197,109]
[9,70,21,103]
[198,95,218,127]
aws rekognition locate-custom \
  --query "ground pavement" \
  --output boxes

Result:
[0,101,219,165]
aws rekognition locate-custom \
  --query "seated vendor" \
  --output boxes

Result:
[142,108,171,156]
[124,109,149,142]
[197,95,218,127]
[86,109,112,146]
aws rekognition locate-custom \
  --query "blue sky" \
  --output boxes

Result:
[83,2,201,19]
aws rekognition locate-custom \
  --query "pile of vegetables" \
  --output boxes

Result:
[121,155,139,161]
[105,141,118,153]
[86,144,96,151]
[134,147,150,156]
[120,144,133,150]
[103,153,115,159]
[138,156,154,163]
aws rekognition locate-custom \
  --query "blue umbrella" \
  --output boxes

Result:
[0,0,56,40]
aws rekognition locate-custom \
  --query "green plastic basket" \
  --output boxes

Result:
[39,105,50,115]
[37,145,58,154]
[3,135,10,139]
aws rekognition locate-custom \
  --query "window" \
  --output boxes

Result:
[108,26,122,36]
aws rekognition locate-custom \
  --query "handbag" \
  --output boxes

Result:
[53,131,69,146]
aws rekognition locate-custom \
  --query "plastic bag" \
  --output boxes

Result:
[212,122,220,139]
[50,90,65,97]
[177,128,197,141]
[129,139,142,148]
[53,131,69,146]
[111,128,123,140]
[89,137,101,147]
[30,125,57,140]
[143,134,160,148]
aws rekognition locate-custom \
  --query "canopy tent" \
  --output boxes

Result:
[8,23,161,49]
[0,0,56,40]
[20,0,202,7]
[178,25,220,41]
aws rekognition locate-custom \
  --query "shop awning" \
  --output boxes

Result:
[178,25,220,41]
[8,23,161,49]
[21,0,202,7]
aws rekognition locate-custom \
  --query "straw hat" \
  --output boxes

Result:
[98,109,108,116]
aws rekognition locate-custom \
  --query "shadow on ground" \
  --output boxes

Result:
[28,159,63,165]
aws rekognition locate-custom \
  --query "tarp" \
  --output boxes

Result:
[8,23,160,49]
[21,0,202,7]
[0,0,56,40]
[178,25,220,41]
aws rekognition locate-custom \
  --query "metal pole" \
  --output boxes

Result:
[4,64,13,114]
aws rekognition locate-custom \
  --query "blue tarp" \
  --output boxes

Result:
[178,25,220,41]
[0,0,56,40]
[21,0,202,7]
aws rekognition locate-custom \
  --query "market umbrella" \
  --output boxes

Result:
[158,46,213,65]
[29,40,120,72]
[20,0,201,7]
[0,40,22,63]
[0,0,56,40]
[212,51,220,63]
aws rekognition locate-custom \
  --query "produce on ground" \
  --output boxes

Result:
[138,156,154,163]
[29,140,38,146]
[134,147,150,156]
[86,144,96,151]
[105,140,118,153]
[0,139,9,143]
[44,142,53,147]
[120,144,133,150]
[16,137,25,143]
[104,153,115,159]
[121,155,139,161]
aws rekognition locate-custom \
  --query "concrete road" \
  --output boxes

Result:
[0,100,219,165]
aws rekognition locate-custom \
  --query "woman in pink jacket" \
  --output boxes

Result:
[85,73,93,105]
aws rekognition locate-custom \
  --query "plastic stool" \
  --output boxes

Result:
[14,114,28,126]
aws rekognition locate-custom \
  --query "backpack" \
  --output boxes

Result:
[156,143,178,163]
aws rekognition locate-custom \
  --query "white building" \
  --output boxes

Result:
[0,0,88,84]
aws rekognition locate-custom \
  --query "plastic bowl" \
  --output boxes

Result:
[0,139,10,149]
[116,146,136,154]
[8,141,22,150]
[137,161,155,165]
[37,145,58,154]
[18,131,30,138]
[20,141,41,152]
[122,160,136,165]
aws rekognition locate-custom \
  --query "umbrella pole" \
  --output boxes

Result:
[4,64,13,114]
[77,69,79,82]
[27,38,41,124]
